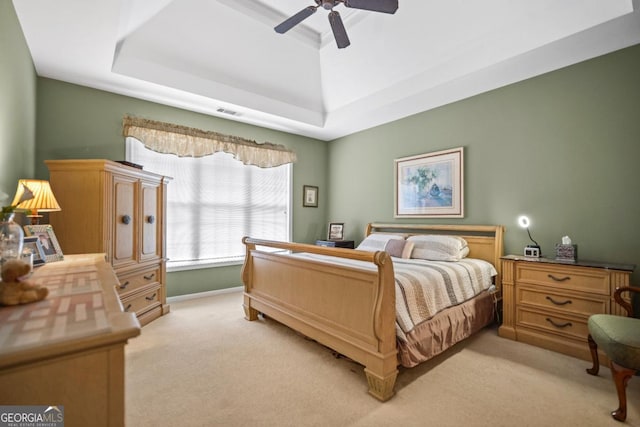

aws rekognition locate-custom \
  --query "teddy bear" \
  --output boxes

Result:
[0,259,49,306]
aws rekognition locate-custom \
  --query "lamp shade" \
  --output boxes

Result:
[11,179,61,212]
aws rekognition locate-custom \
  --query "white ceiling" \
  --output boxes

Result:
[12,0,640,141]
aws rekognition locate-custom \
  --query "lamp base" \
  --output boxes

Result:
[26,214,43,225]
[524,245,541,258]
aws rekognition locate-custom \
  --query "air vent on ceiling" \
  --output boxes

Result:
[217,107,240,116]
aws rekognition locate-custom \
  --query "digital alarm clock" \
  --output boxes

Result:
[524,245,541,258]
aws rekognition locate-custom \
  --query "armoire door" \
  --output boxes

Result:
[140,180,161,262]
[113,174,137,267]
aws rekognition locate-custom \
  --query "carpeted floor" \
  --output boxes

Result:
[125,290,640,426]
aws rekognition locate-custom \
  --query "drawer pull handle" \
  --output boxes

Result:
[546,317,572,328]
[122,214,132,225]
[145,293,157,301]
[147,215,155,224]
[548,274,571,282]
[144,273,155,280]
[545,296,572,306]
[124,304,132,312]
[119,281,130,290]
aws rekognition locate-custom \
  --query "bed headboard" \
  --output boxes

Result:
[365,223,505,289]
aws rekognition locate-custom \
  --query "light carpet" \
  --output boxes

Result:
[125,291,640,426]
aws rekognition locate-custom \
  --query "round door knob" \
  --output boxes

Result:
[122,215,131,225]
[147,215,155,224]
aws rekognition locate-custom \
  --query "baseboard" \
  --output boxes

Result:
[167,286,243,303]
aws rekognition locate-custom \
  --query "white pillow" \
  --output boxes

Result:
[408,235,469,261]
[356,234,406,252]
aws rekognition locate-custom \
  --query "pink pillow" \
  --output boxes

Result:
[384,239,414,259]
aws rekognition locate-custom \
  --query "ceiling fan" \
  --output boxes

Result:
[274,0,399,49]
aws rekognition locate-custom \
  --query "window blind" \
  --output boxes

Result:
[126,137,291,271]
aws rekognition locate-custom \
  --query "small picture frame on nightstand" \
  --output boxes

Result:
[328,223,344,240]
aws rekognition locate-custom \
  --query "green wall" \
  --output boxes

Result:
[0,0,36,202]
[327,44,640,282]
[35,79,328,297]
[4,0,639,293]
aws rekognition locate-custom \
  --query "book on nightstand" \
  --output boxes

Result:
[315,240,355,249]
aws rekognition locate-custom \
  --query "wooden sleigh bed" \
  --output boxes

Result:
[241,223,504,401]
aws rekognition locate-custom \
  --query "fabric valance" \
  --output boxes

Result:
[122,115,296,167]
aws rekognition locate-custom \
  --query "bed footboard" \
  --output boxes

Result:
[241,237,398,401]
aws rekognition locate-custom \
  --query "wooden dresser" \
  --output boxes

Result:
[46,159,171,326]
[499,255,634,362]
[0,254,141,427]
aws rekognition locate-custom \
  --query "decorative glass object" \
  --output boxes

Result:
[0,213,25,265]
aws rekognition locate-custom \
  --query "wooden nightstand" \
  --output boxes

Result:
[315,240,355,249]
[499,255,635,362]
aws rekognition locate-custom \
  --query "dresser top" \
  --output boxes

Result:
[0,254,140,369]
[502,254,635,272]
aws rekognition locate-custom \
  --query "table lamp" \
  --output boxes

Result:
[11,179,61,225]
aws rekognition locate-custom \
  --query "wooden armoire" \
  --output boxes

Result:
[46,159,171,325]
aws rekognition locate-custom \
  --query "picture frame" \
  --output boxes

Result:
[327,222,344,240]
[395,147,464,218]
[303,185,319,208]
[23,224,64,263]
[23,235,47,267]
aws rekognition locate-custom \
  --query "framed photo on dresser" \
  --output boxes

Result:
[23,224,64,263]
[22,235,47,267]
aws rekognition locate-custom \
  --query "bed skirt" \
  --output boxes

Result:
[397,290,496,368]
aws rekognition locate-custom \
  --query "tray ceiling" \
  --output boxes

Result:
[13,0,640,140]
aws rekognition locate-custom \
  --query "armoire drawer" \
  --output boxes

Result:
[121,285,161,317]
[517,286,609,318]
[115,266,161,297]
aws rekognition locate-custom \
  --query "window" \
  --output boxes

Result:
[126,137,291,271]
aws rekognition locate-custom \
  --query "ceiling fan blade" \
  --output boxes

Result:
[343,0,398,14]
[274,6,317,34]
[328,11,350,49]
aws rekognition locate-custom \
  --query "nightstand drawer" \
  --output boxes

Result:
[517,307,588,341]
[516,264,609,295]
[517,287,609,318]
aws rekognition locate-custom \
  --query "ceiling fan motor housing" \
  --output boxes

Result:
[322,1,337,10]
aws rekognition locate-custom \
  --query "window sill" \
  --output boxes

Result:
[167,258,244,272]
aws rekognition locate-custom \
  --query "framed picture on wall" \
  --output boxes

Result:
[23,224,64,263]
[303,185,318,207]
[395,147,464,218]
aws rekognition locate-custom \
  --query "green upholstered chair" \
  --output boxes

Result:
[587,286,640,422]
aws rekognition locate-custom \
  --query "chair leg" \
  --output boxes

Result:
[610,361,636,422]
[586,334,600,375]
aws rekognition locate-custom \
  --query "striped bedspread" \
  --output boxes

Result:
[287,253,496,340]
[392,258,496,341]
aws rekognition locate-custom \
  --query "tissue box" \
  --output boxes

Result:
[555,244,577,261]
